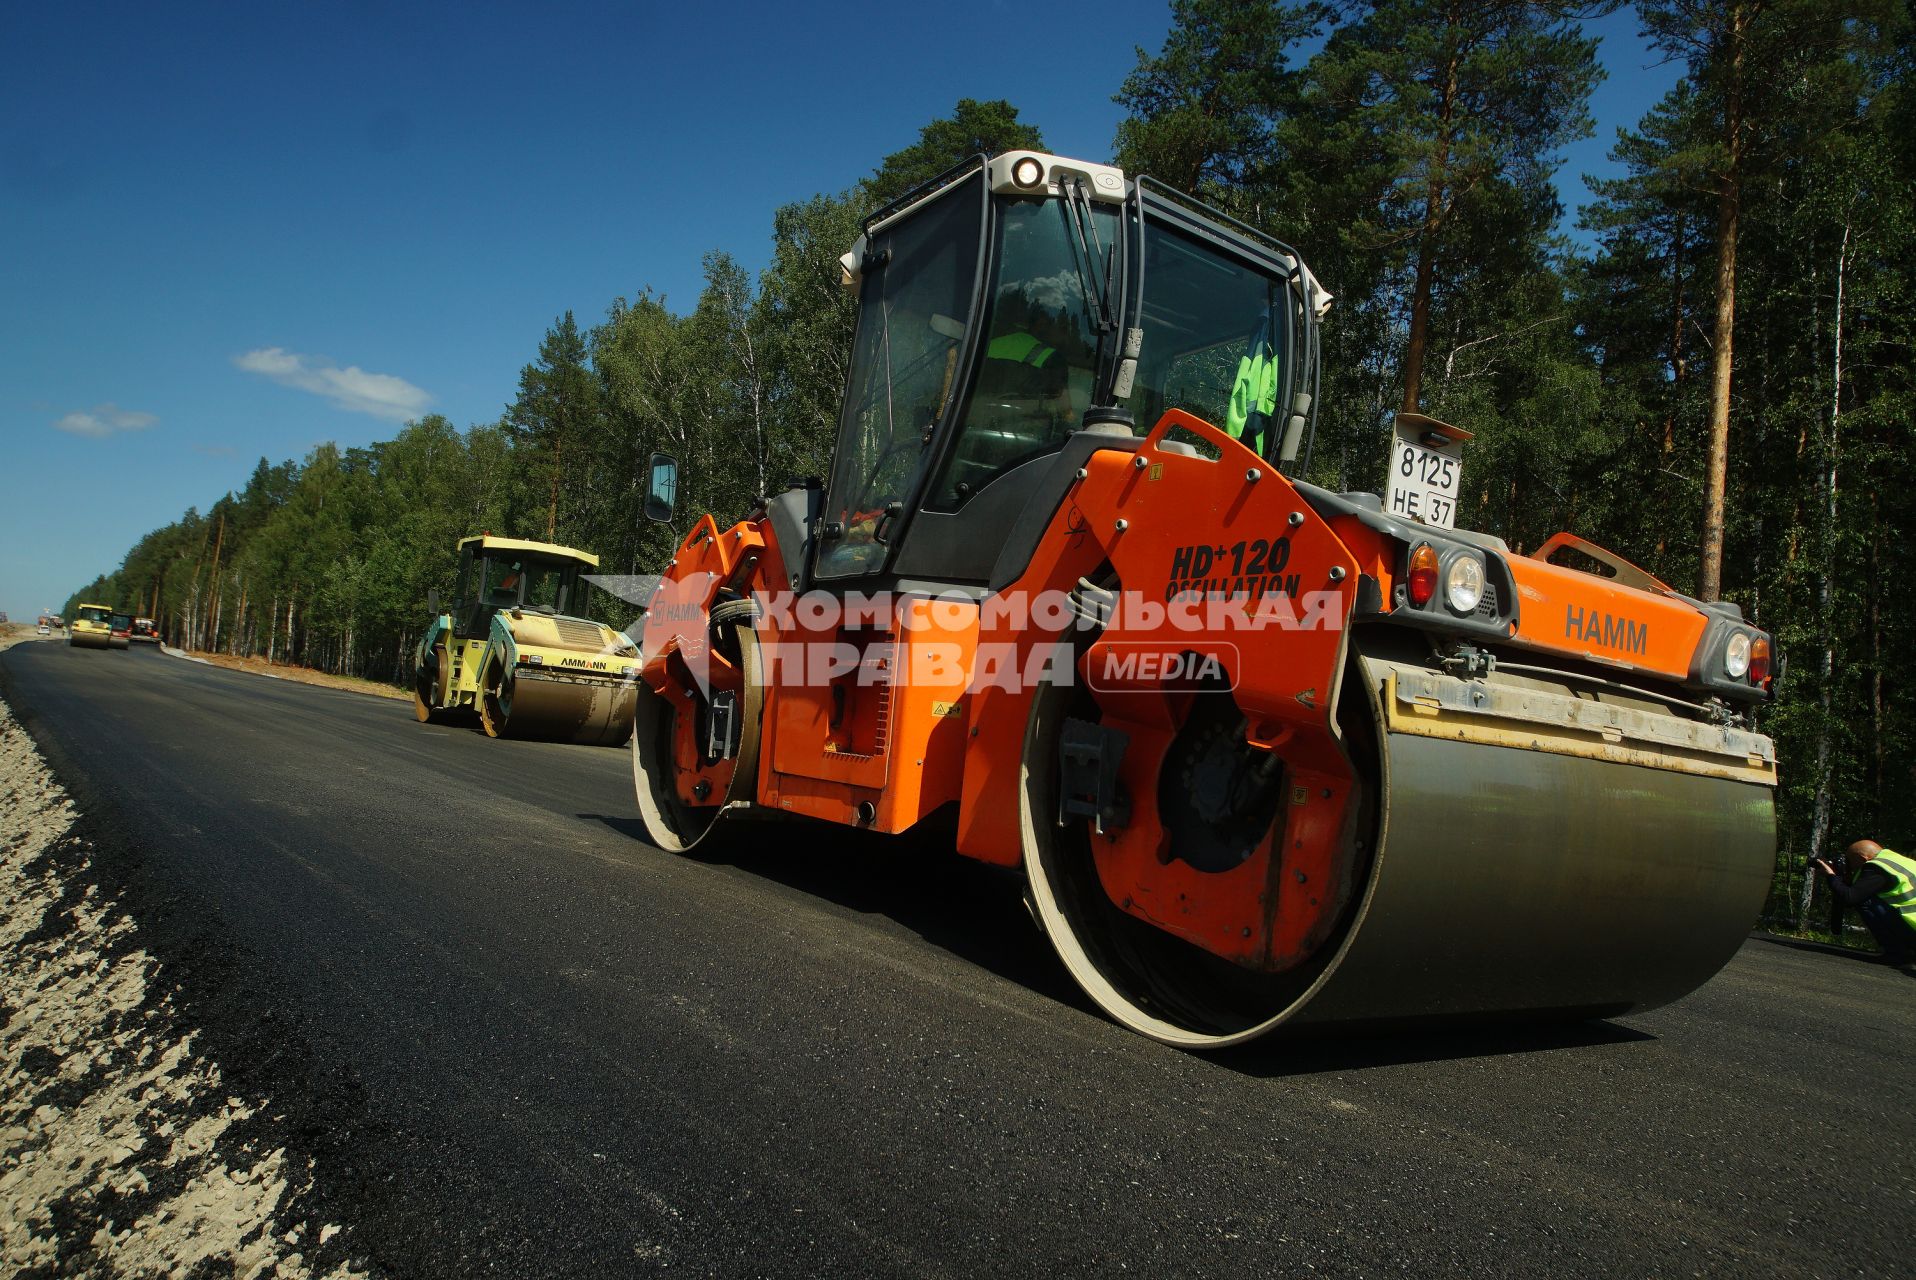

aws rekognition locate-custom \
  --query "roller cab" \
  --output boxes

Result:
[634,151,1778,1048]
[413,535,639,745]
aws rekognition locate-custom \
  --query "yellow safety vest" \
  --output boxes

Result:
[1870,848,1916,928]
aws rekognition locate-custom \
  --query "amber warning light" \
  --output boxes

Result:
[1407,543,1439,607]
[1750,635,1772,688]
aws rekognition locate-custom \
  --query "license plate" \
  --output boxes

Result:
[1384,416,1467,529]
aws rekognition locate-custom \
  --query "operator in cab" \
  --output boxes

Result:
[493,563,524,606]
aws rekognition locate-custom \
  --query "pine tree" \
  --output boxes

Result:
[1113,0,1327,197]
[505,312,603,543]
[1575,82,1717,582]
[865,99,1044,204]
[1636,0,1900,599]
[1292,0,1604,416]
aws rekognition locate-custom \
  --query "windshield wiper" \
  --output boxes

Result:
[1062,177,1115,338]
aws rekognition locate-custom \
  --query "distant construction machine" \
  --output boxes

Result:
[69,603,116,650]
[412,534,640,745]
[631,151,1778,1049]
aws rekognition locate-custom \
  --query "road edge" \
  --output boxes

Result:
[0,663,393,1277]
[157,645,409,704]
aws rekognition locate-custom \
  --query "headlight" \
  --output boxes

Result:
[1725,632,1751,678]
[1011,156,1045,188]
[1444,555,1486,614]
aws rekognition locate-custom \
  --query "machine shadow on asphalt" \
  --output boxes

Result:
[579,810,1099,1015]
[580,809,1664,1073]
[1205,1018,1656,1079]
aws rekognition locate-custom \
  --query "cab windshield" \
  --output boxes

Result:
[928,198,1292,508]
[484,554,575,614]
[927,196,1116,510]
[79,606,111,624]
[519,561,570,613]
[817,175,984,579]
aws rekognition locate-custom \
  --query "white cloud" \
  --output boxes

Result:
[234,346,431,422]
[54,403,158,437]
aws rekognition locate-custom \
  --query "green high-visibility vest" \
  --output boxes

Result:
[1871,848,1916,928]
[988,331,1055,368]
[1227,309,1279,445]
[1227,348,1277,441]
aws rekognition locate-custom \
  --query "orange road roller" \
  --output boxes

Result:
[633,151,1776,1048]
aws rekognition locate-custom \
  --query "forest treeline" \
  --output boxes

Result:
[66,0,1912,923]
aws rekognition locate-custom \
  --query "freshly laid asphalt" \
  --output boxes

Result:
[2,638,1909,1277]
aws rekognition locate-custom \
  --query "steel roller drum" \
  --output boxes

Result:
[1020,649,1777,1049]
[498,670,638,746]
[631,626,766,853]
[1289,731,1775,1030]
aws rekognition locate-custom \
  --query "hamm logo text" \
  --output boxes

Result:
[1565,605,1647,656]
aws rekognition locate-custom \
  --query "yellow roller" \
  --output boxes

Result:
[413,534,641,746]
[68,603,116,649]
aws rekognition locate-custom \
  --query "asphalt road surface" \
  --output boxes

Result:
[3,639,1910,1277]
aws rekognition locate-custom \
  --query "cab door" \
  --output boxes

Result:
[811,173,986,584]
[771,173,985,800]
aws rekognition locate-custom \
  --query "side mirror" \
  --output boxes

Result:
[426,588,441,616]
[644,453,678,525]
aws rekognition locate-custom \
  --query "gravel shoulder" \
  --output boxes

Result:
[0,685,371,1278]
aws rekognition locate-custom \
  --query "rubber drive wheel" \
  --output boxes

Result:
[413,645,447,723]
[479,665,510,738]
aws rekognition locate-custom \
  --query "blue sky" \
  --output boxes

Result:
[0,1,1679,622]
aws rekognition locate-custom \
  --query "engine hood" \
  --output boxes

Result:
[500,610,634,658]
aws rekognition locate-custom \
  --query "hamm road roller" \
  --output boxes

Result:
[412,534,640,744]
[633,151,1777,1048]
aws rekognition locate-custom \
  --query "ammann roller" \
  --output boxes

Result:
[68,603,117,650]
[632,152,1777,1048]
[413,534,640,746]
